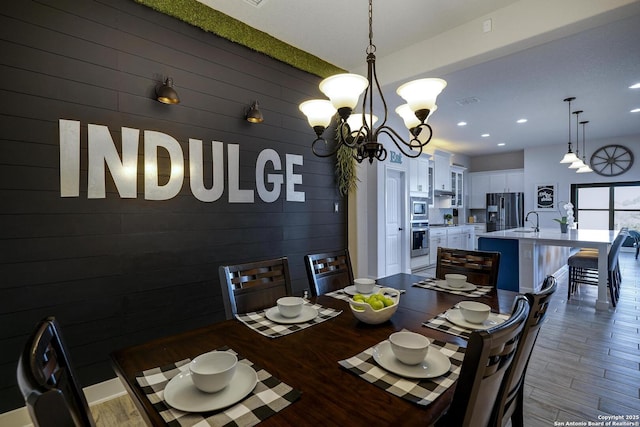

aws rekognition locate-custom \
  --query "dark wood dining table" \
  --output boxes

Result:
[110,273,518,426]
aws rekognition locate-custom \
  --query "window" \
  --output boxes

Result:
[571,181,640,230]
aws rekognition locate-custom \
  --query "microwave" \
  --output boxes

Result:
[411,197,429,220]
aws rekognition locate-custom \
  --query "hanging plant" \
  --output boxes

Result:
[336,144,357,197]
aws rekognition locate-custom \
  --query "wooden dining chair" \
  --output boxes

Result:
[493,275,557,427]
[435,296,529,427]
[17,316,96,427]
[436,247,501,287]
[304,249,354,296]
[219,256,293,319]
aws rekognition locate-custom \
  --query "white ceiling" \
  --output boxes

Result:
[196,0,640,157]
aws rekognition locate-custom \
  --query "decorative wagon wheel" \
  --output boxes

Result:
[589,144,634,177]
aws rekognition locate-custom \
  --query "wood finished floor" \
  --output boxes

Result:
[91,252,640,426]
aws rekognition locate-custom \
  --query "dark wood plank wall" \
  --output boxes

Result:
[0,0,346,412]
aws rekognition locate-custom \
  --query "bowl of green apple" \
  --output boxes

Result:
[349,288,400,324]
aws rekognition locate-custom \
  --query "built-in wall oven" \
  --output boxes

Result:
[410,221,430,258]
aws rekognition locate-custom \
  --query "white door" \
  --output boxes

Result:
[385,169,404,275]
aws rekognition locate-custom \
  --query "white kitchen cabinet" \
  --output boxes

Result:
[468,169,524,208]
[433,151,451,192]
[429,228,447,266]
[450,165,465,208]
[489,169,524,193]
[427,161,434,206]
[473,224,486,249]
[468,173,490,209]
[409,154,431,196]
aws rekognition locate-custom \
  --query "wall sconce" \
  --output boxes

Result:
[246,101,264,123]
[156,78,180,104]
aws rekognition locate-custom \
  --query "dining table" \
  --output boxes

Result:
[110,273,518,426]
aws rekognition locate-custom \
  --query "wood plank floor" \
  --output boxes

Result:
[91,252,640,426]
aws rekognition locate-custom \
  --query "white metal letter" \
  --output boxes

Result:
[189,139,224,202]
[227,144,254,203]
[144,131,184,200]
[256,149,283,203]
[59,119,80,197]
[286,154,305,202]
[87,124,139,198]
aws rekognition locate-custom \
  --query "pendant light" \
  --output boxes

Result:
[568,110,585,169]
[576,120,593,173]
[559,97,578,163]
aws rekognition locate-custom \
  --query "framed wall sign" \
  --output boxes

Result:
[535,184,557,210]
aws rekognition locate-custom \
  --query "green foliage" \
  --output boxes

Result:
[135,0,344,78]
[336,144,357,197]
[553,216,568,224]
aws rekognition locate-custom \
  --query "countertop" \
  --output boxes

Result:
[478,228,619,245]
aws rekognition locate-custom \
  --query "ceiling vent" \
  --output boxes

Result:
[456,96,480,106]
[244,0,267,7]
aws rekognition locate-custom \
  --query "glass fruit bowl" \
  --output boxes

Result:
[349,288,401,324]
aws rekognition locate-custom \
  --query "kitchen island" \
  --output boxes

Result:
[478,228,621,310]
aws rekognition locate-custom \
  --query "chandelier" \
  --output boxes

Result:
[298,0,446,164]
[576,120,593,173]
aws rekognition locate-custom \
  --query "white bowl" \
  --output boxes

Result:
[190,351,238,393]
[354,278,376,294]
[277,296,304,318]
[349,288,400,324]
[458,301,491,324]
[445,274,467,288]
[389,331,430,365]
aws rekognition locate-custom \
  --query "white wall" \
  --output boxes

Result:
[524,136,640,228]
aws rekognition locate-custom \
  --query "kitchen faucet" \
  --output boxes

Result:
[525,211,539,232]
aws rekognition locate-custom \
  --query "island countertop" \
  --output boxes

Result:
[478,227,621,309]
[478,228,619,245]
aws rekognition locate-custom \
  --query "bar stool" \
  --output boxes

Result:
[567,232,626,306]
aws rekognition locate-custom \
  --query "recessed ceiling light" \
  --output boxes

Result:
[497,143,506,146]
[629,83,640,89]
[631,108,640,113]
[516,118,527,124]
[457,121,467,126]
[481,133,490,138]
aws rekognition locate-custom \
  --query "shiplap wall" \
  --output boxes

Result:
[0,0,345,412]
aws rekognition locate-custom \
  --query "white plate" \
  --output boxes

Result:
[164,363,257,412]
[265,305,318,324]
[435,280,477,291]
[372,340,451,379]
[445,308,506,330]
[343,284,382,296]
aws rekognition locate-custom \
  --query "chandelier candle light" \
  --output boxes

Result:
[299,0,446,163]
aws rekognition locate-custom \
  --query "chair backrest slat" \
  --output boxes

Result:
[304,249,354,296]
[219,257,293,319]
[436,296,529,427]
[436,247,501,287]
[17,317,96,427]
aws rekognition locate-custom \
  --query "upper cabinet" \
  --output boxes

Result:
[468,169,524,208]
[433,151,451,192]
[409,153,432,197]
[451,165,465,208]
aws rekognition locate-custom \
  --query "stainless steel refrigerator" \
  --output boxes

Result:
[486,192,524,232]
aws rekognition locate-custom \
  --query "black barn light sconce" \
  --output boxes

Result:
[156,77,180,104]
[246,101,264,123]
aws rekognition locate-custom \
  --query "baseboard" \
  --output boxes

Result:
[0,377,126,427]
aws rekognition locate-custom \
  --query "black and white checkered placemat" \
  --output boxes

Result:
[235,302,341,338]
[135,347,301,427]
[422,310,511,339]
[338,339,464,406]
[413,278,494,297]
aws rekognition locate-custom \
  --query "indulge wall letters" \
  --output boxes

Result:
[59,119,305,203]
